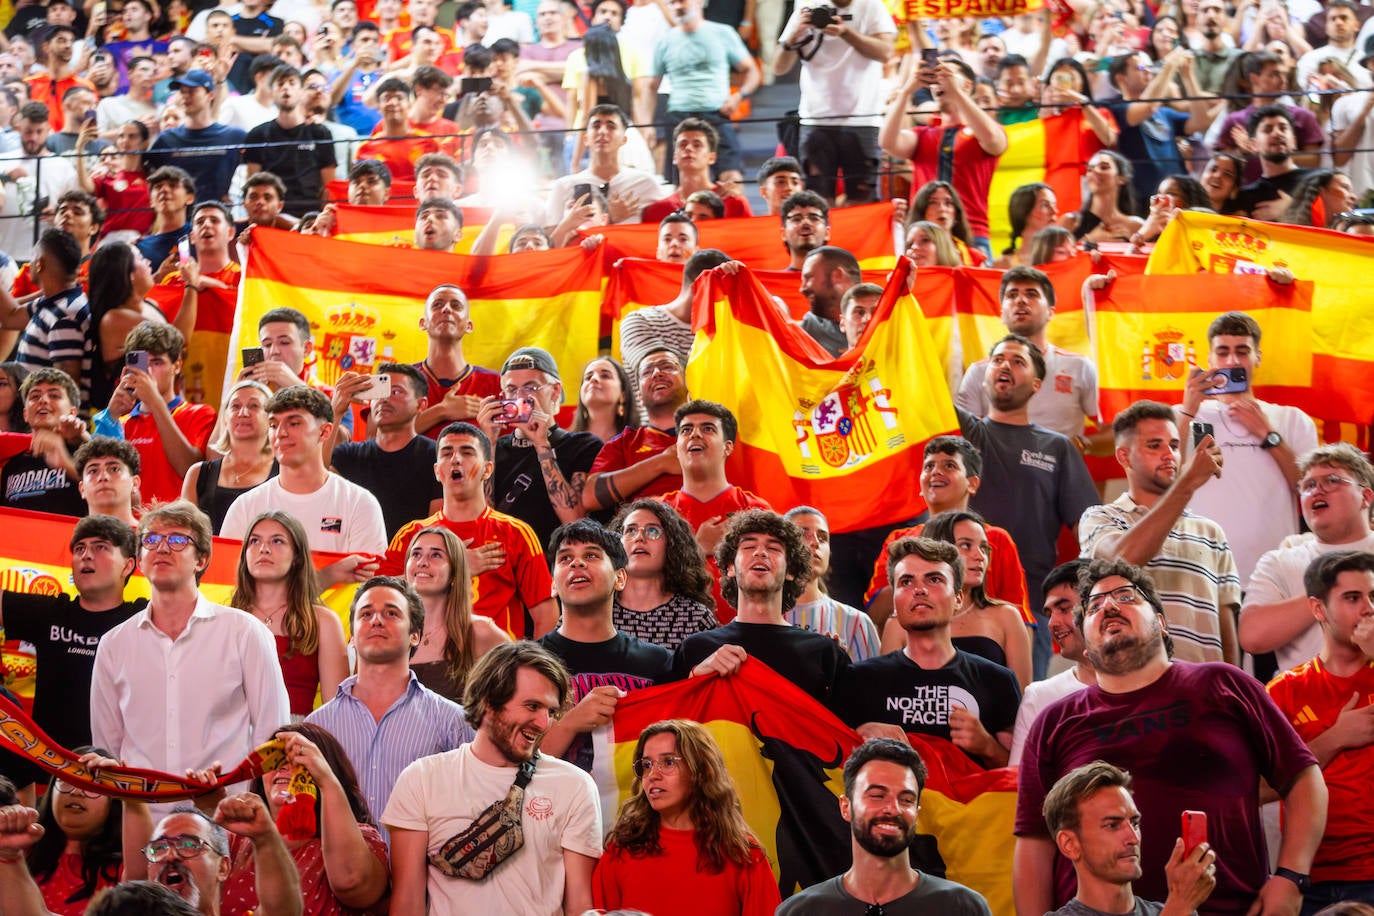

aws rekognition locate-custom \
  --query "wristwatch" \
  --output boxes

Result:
[1273,867,1310,892]
[1261,431,1282,450]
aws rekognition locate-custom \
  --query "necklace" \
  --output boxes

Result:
[256,604,288,627]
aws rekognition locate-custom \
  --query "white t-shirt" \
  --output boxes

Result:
[1186,399,1318,584]
[1008,666,1090,766]
[957,345,1100,438]
[383,745,602,916]
[483,8,536,45]
[785,0,896,127]
[1242,529,1374,674]
[220,94,279,132]
[220,473,388,555]
[96,94,157,135]
[544,168,665,225]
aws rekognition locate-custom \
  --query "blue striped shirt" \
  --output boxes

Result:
[306,671,473,838]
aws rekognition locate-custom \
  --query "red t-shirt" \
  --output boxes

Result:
[123,398,217,503]
[587,426,680,501]
[382,506,553,638]
[908,121,1000,237]
[642,190,753,224]
[1267,656,1374,883]
[593,828,781,916]
[93,170,154,238]
[659,485,772,623]
[412,360,502,440]
[356,127,441,182]
[385,25,456,62]
[37,851,117,916]
[864,521,1032,623]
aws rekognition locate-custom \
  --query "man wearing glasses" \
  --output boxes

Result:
[1079,399,1241,665]
[1241,444,1374,674]
[476,347,603,549]
[90,501,290,819]
[779,190,831,271]
[1013,558,1326,916]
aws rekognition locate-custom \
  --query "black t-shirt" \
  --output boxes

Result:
[226,11,285,93]
[492,427,603,550]
[243,119,338,214]
[832,649,1021,759]
[1,453,87,517]
[1233,167,1311,216]
[332,436,441,540]
[538,628,672,770]
[3,593,145,749]
[672,621,851,707]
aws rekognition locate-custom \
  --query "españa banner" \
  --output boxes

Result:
[905,0,1043,18]
[1090,272,1314,419]
[590,660,1016,912]
[234,229,604,405]
[0,508,358,708]
[987,109,1103,255]
[1146,211,1374,425]
[591,201,899,269]
[685,259,956,533]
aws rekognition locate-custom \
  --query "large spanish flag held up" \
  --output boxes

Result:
[1147,211,1374,425]
[590,201,899,269]
[590,659,1017,910]
[232,229,605,408]
[1090,272,1314,419]
[329,203,507,253]
[147,267,241,410]
[685,259,956,533]
[986,108,1103,255]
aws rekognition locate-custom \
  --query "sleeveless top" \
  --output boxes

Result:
[195,456,279,534]
[952,634,1009,669]
[276,634,322,716]
[410,659,463,703]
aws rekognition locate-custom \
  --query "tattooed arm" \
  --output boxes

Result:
[537,445,590,524]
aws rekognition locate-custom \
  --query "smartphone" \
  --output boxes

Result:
[355,373,391,400]
[1205,366,1249,394]
[920,48,941,69]
[126,350,150,373]
[460,76,493,96]
[1190,420,1214,448]
[1182,810,1207,854]
[242,347,265,367]
[1052,71,1075,90]
[572,182,593,203]
[498,396,535,425]
[82,109,97,123]
[177,238,192,264]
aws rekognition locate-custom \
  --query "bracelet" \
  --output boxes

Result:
[1178,410,1195,418]
[0,849,23,863]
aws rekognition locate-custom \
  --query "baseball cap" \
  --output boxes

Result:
[501,347,559,379]
[169,69,215,92]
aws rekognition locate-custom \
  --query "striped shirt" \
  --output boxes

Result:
[305,671,473,838]
[1079,493,1242,664]
[785,596,882,662]
[17,286,90,399]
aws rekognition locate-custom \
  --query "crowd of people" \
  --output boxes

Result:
[0,0,1370,913]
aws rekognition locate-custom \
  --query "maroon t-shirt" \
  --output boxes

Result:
[1014,661,1317,915]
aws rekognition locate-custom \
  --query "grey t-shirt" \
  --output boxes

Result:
[777,873,992,915]
[1047,898,1165,916]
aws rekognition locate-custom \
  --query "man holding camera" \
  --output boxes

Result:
[1177,311,1318,588]
[773,0,894,205]
[477,347,602,548]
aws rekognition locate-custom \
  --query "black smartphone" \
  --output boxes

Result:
[572,182,593,203]
[1191,420,1214,448]
[242,347,265,367]
[460,76,493,96]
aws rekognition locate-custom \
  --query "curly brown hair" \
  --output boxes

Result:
[609,499,713,606]
[607,719,762,872]
[714,509,811,611]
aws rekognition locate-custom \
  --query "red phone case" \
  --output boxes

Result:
[1182,810,1207,853]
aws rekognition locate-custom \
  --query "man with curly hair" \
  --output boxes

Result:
[671,509,850,705]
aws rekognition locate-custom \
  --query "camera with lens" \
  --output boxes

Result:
[808,4,851,27]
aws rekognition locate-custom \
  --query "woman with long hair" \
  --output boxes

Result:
[75,119,153,239]
[594,719,780,915]
[0,361,29,432]
[84,241,175,411]
[1062,150,1143,243]
[1040,58,1119,148]
[1200,152,1244,214]
[1027,226,1079,265]
[911,180,983,265]
[903,220,962,268]
[218,724,389,916]
[609,499,717,650]
[995,182,1059,268]
[1132,173,1209,247]
[1280,169,1359,227]
[404,525,510,701]
[571,356,639,443]
[230,511,348,719]
[570,24,635,167]
[182,380,278,534]
[26,747,151,915]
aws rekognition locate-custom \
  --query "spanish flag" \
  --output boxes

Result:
[1091,272,1314,418]
[592,201,898,269]
[330,202,504,254]
[1147,211,1374,425]
[232,229,604,406]
[685,259,956,533]
[590,659,1016,910]
[148,264,242,410]
[987,109,1104,255]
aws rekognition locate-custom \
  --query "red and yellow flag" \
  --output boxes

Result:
[685,260,956,532]
[592,201,899,269]
[148,266,242,410]
[1091,272,1314,418]
[905,0,1043,18]
[987,109,1104,255]
[591,659,1016,910]
[1147,211,1374,425]
[233,229,604,407]
[330,203,504,253]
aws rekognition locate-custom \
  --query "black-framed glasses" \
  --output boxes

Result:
[631,754,682,779]
[142,533,193,552]
[143,835,215,862]
[621,524,664,542]
[1085,584,1145,615]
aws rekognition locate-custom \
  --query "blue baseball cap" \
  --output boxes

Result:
[169,69,214,92]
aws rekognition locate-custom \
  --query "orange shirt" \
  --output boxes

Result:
[24,74,97,132]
